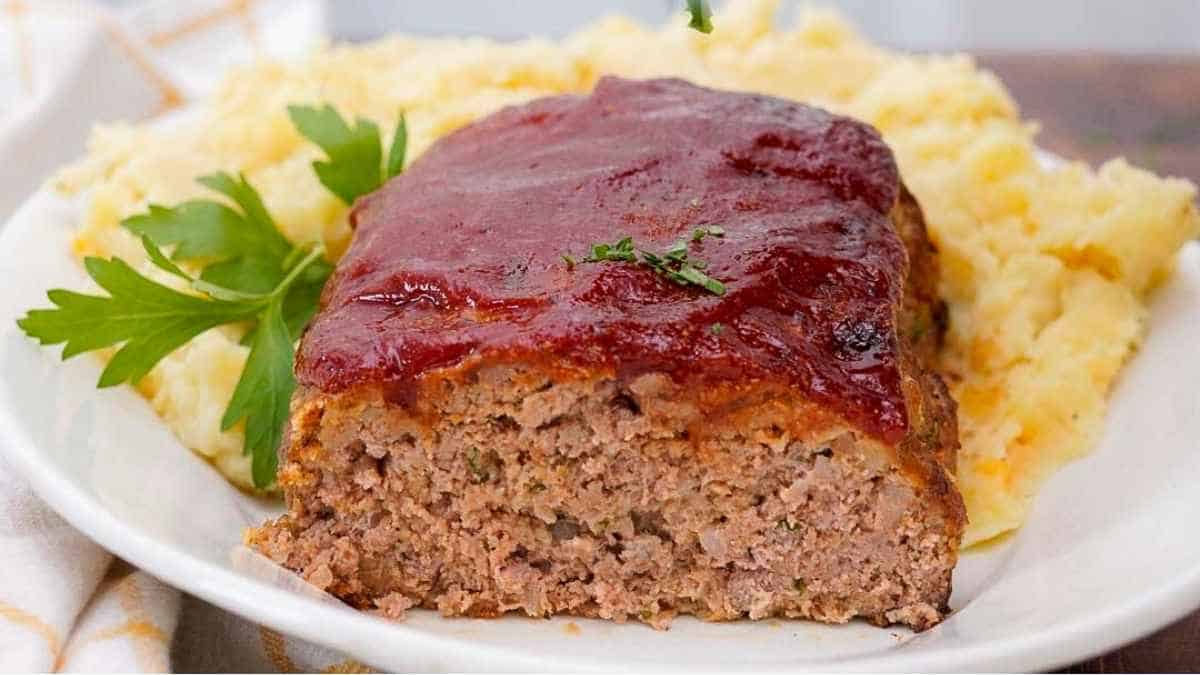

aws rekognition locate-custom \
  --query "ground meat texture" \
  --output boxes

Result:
[248,76,965,631]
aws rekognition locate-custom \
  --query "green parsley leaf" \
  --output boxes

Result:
[288,104,381,205]
[686,0,713,34]
[197,171,281,245]
[122,172,293,294]
[222,296,295,487]
[19,228,329,488]
[139,235,262,302]
[17,256,259,388]
[122,202,238,260]
[198,255,286,295]
[124,173,334,348]
[288,105,408,205]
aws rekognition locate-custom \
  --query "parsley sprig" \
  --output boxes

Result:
[287,104,407,205]
[19,234,327,486]
[686,0,713,34]
[567,226,727,296]
[18,102,409,489]
[122,171,334,341]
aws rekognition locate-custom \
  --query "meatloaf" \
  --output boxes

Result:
[248,76,965,631]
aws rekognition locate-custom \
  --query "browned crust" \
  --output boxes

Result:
[890,185,966,536]
[895,184,946,363]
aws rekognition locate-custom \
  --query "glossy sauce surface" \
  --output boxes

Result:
[297,77,910,442]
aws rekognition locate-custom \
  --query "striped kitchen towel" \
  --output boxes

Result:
[0,2,374,671]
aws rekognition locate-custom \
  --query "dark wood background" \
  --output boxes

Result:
[980,53,1199,196]
[977,53,1199,673]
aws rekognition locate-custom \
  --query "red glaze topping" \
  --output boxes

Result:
[297,77,910,442]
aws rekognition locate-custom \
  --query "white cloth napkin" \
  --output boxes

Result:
[0,1,374,671]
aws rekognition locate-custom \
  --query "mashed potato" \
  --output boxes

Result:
[57,0,1199,544]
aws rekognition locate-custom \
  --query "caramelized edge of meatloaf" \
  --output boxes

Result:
[247,188,965,631]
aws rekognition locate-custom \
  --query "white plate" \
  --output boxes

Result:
[2,181,1199,672]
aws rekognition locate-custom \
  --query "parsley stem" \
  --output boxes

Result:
[269,244,326,301]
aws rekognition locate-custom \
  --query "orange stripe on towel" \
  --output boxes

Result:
[321,659,376,673]
[59,618,168,671]
[97,14,185,116]
[3,0,34,93]
[115,573,169,672]
[260,625,297,672]
[148,0,259,48]
[0,598,61,665]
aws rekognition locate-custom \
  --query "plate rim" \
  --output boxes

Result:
[3,185,1200,672]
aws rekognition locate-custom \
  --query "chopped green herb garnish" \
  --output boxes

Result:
[777,518,799,532]
[465,446,495,483]
[685,0,713,33]
[287,104,408,205]
[568,232,727,296]
[672,262,725,295]
[710,323,725,335]
[583,236,638,264]
[692,225,724,242]
[908,315,929,342]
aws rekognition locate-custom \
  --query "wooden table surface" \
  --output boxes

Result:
[976,53,1199,673]
[980,53,1200,197]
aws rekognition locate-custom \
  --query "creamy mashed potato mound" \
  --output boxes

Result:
[58,0,1199,544]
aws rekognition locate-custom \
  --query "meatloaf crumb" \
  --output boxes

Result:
[248,77,965,631]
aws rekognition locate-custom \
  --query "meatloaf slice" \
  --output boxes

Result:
[248,77,965,631]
